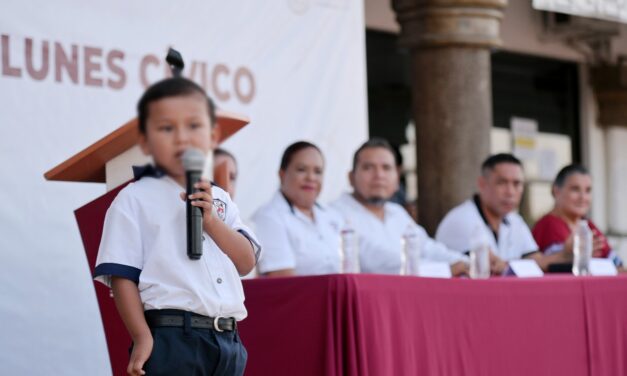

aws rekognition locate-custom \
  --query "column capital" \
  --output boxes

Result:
[392,0,507,49]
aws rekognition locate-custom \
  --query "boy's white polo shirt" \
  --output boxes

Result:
[251,191,343,276]
[330,193,468,275]
[94,174,259,321]
[435,195,538,261]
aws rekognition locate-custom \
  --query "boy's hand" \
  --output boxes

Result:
[181,179,256,274]
[128,332,153,376]
[182,180,219,230]
[111,278,154,376]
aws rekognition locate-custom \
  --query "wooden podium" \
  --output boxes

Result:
[45,111,249,376]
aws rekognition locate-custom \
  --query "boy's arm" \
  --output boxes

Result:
[187,180,256,275]
[204,214,257,275]
[112,277,153,376]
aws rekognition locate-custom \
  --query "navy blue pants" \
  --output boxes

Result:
[137,311,248,376]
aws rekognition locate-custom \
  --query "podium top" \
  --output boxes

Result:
[44,110,249,183]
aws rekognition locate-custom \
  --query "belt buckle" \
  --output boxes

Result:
[213,316,225,332]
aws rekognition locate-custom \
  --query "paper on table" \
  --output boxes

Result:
[589,258,618,276]
[509,259,544,278]
[418,262,452,279]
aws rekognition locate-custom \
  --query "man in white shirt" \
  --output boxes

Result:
[435,153,569,273]
[331,138,469,276]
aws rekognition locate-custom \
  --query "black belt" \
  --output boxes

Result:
[145,311,237,332]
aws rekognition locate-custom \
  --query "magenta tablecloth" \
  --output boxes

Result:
[239,274,627,376]
[582,277,627,376]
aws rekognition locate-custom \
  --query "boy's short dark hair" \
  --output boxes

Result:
[481,153,522,176]
[280,141,322,171]
[352,138,395,171]
[137,77,217,134]
[553,164,589,188]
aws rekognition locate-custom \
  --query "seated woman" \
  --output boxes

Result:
[252,141,343,277]
[214,148,238,198]
[532,164,623,269]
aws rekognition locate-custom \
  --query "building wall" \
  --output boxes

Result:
[364,0,627,263]
[364,0,399,33]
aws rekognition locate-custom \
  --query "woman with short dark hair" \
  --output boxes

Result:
[532,164,623,269]
[251,141,344,277]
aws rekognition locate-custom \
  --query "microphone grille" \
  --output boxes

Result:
[182,148,206,171]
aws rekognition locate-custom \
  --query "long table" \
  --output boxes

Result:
[238,274,627,376]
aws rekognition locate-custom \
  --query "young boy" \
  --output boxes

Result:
[94,77,260,376]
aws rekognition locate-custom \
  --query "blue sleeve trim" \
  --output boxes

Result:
[237,229,261,265]
[94,263,142,283]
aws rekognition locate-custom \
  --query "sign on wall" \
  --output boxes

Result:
[533,0,627,24]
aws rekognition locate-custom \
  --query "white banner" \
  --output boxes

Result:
[0,1,367,374]
[533,0,627,24]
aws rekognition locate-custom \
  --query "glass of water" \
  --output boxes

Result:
[470,243,490,279]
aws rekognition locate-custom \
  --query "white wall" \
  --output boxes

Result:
[500,0,583,61]
[579,67,608,231]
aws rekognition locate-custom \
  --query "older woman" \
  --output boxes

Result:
[252,141,343,277]
[532,164,623,269]
[214,148,238,198]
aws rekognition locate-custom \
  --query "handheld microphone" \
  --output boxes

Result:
[182,148,206,260]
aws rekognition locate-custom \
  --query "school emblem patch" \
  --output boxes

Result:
[212,199,227,221]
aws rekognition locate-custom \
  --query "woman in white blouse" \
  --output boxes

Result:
[252,141,343,277]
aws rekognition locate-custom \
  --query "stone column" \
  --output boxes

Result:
[591,64,627,237]
[392,0,507,235]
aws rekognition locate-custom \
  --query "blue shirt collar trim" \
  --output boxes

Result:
[132,164,167,180]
